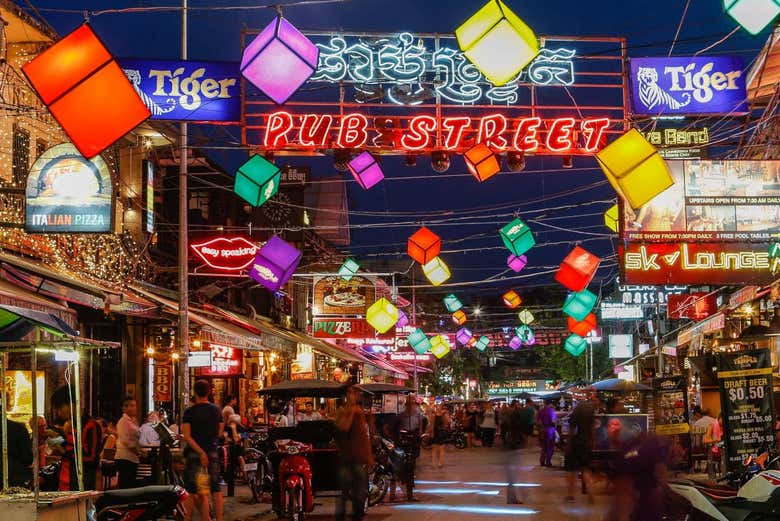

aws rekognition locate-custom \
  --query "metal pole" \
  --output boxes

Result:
[31,345,39,500]
[178,0,190,422]
[74,358,84,491]
[1,351,7,491]
[411,265,418,393]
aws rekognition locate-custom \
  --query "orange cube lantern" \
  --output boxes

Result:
[452,310,467,325]
[22,24,150,159]
[464,143,501,182]
[568,313,597,337]
[502,290,522,309]
[554,245,601,292]
[408,226,441,264]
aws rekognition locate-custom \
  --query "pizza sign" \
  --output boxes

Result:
[313,275,376,316]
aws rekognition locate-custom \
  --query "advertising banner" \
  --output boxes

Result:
[153,361,172,402]
[653,376,690,470]
[190,236,259,272]
[313,275,376,315]
[195,343,243,376]
[143,159,154,234]
[718,350,775,473]
[118,59,240,122]
[25,143,113,233]
[312,318,394,339]
[593,414,649,452]
[630,56,748,115]
[667,293,717,320]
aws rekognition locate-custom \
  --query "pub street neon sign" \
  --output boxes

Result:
[191,236,259,271]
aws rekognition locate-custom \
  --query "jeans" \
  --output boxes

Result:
[539,427,555,466]
[115,459,138,489]
[336,463,368,521]
[481,428,496,447]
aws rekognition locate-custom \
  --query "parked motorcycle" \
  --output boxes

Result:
[93,485,188,521]
[368,436,404,506]
[244,430,274,504]
[275,439,314,521]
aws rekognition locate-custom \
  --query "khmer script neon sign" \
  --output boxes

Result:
[308,32,576,106]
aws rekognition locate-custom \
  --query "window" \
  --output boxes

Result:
[35,139,48,159]
[12,126,30,186]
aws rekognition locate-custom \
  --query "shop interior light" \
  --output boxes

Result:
[724,0,780,34]
[423,256,451,286]
[348,151,385,190]
[233,154,281,207]
[146,346,155,356]
[500,218,535,257]
[366,297,399,334]
[408,226,442,265]
[171,352,180,361]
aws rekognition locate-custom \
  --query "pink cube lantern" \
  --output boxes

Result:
[396,310,409,329]
[507,254,528,272]
[456,327,473,345]
[348,151,385,189]
[509,336,523,350]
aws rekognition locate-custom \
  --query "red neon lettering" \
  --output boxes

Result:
[264,112,294,148]
[580,118,611,153]
[336,113,369,148]
[442,117,472,150]
[546,118,576,152]
[299,114,333,147]
[513,117,542,152]
[401,116,437,151]
[477,114,508,150]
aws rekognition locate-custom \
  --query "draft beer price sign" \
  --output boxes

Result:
[718,349,775,472]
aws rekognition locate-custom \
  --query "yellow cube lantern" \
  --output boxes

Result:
[596,129,674,210]
[518,309,535,325]
[423,256,451,286]
[430,335,451,359]
[366,297,398,334]
[455,0,539,86]
[604,204,619,232]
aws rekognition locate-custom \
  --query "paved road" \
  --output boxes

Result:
[224,445,610,521]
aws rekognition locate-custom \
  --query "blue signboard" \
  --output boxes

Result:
[118,59,240,122]
[629,56,748,115]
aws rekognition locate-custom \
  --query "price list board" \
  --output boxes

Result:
[653,376,690,470]
[717,350,775,473]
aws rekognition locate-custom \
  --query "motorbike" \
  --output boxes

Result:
[275,439,314,521]
[244,429,274,503]
[92,485,188,521]
[368,436,404,506]
[421,422,467,450]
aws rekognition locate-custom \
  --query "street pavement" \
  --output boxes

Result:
[223,444,610,521]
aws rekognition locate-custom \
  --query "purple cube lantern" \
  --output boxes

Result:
[507,254,528,272]
[348,151,385,190]
[250,235,302,291]
[509,336,523,350]
[396,310,410,329]
[456,327,473,346]
[240,16,320,105]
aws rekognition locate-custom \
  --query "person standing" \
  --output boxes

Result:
[463,404,478,448]
[519,399,536,447]
[334,386,373,521]
[479,403,498,448]
[182,380,224,521]
[115,397,140,489]
[536,400,557,467]
[0,415,32,487]
[565,395,596,503]
[386,394,427,502]
[431,405,451,468]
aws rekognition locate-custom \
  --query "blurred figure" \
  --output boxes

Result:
[139,411,161,447]
[499,404,510,445]
[519,399,536,447]
[386,394,427,502]
[629,435,672,521]
[508,400,522,449]
[480,403,497,448]
[431,405,451,468]
[463,403,478,448]
[51,385,102,491]
[536,400,557,467]
[2,412,32,487]
[565,395,596,503]
[335,386,372,521]
[297,401,322,422]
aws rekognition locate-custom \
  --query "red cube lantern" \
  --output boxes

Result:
[22,24,150,159]
[502,290,522,309]
[554,246,601,292]
[568,313,597,337]
[464,143,501,182]
[408,226,441,264]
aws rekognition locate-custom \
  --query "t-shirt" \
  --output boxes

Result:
[183,402,222,454]
[335,406,372,464]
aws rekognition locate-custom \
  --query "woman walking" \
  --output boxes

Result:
[536,400,557,467]
[431,405,451,468]
[480,403,498,448]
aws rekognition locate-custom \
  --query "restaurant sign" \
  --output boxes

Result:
[191,236,259,272]
[312,318,394,339]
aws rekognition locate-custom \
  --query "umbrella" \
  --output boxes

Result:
[0,304,78,341]
[588,378,651,392]
[257,379,349,398]
[354,383,411,394]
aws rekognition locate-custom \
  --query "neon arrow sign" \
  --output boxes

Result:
[191,236,259,271]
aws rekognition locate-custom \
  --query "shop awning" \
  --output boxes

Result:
[0,304,78,341]
[747,27,780,101]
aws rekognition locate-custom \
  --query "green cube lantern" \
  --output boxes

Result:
[338,258,360,281]
[500,218,535,257]
[234,154,281,207]
[564,333,587,357]
[474,335,490,352]
[562,289,597,322]
[408,328,432,355]
[443,294,463,313]
[724,0,780,34]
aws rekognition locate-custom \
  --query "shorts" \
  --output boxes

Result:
[564,443,592,471]
[183,451,221,494]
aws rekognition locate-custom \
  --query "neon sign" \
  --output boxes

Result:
[209,343,242,375]
[309,32,576,105]
[191,236,259,271]
[261,112,610,155]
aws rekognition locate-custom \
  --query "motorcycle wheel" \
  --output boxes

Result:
[368,473,389,506]
[247,472,261,503]
[454,436,467,450]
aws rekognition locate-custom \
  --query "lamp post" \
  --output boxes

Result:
[177,0,189,421]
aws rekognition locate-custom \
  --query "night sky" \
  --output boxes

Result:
[26,0,772,308]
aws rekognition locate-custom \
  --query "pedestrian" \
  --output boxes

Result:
[0,412,32,487]
[499,403,510,445]
[115,396,140,489]
[704,413,723,478]
[334,386,373,521]
[479,403,497,448]
[565,394,596,503]
[51,385,102,491]
[508,400,522,449]
[431,405,451,468]
[386,394,427,502]
[463,403,478,448]
[273,404,290,427]
[536,400,557,467]
[223,413,245,497]
[139,411,161,447]
[297,401,323,422]
[182,380,224,521]
[519,399,536,447]
[221,395,237,425]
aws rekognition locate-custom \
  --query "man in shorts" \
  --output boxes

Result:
[182,380,224,521]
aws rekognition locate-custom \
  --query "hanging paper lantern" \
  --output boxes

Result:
[443,294,463,313]
[524,333,536,346]
[500,218,535,257]
[509,336,523,350]
[423,257,451,286]
[562,289,598,322]
[515,324,534,342]
[366,297,399,334]
[456,327,473,345]
[474,335,490,352]
[596,129,673,210]
[452,310,467,326]
[21,24,151,159]
[234,154,281,207]
[250,235,302,291]
[724,0,780,34]
[507,254,528,272]
[348,151,385,190]
[430,335,451,358]
[555,246,602,292]
[408,227,442,265]
[503,290,522,309]
[467,336,478,347]
[604,204,619,233]
[564,333,588,357]
[338,258,360,281]
[464,143,501,182]
[517,309,535,325]
[568,313,597,337]
[455,0,539,86]
[408,328,432,355]
[240,15,320,104]
[396,310,410,329]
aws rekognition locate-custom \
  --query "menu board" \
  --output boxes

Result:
[718,349,775,473]
[653,376,691,470]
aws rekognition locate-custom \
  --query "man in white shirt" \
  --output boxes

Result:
[297,401,322,422]
[138,411,161,447]
[115,397,141,489]
[693,407,717,432]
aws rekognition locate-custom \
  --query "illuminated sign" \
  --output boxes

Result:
[616,280,687,305]
[630,56,748,115]
[389,352,432,362]
[644,127,708,160]
[153,361,172,402]
[312,318,394,339]
[609,334,633,359]
[667,293,717,320]
[196,343,242,376]
[600,301,644,320]
[313,276,376,316]
[119,59,240,122]
[143,160,154,234]
[191,236,259,271]
[486,380,555,395]
[25,143,113,233]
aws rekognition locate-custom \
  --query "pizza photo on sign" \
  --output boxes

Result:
[313,275,376,316]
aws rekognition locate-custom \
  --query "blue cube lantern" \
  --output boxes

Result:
[562,289,597,322]
[443,294,463,313]
[408,328,432,355]
[474,335,490,352]
[338,258,360,281]
[564,333,587,357]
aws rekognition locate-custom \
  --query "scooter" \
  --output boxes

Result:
[93,485,189,521]
[368,436,404,506]
[275,439,313,521]
[244,432,274,504]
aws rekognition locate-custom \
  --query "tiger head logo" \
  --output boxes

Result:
[636,66,691,111]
